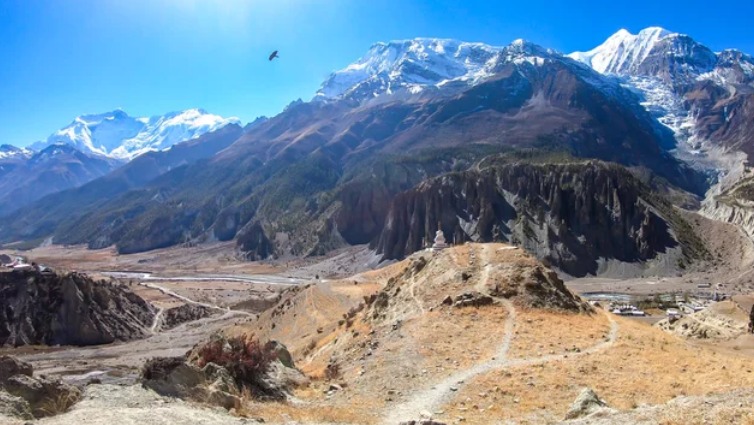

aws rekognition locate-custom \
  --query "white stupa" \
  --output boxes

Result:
[432,228,448,251]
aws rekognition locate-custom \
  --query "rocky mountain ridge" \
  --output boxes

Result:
[0,270,154,346]
[376,160,705,276]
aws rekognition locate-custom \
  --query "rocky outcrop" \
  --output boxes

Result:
[142,336,308,409]
[0,355,81,419]
[160,304,214,331]
[484,263,592,312]
[565,388,611,419]
[0,270,154,346]
[376,161,703,277]
[235,221,275,261]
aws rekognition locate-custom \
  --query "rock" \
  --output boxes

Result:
[256,360,310,400]
[2,374,81,418]
[160,304,215,331]
[375,162,692,278]
[265,340,295,368]
[452,292,494,308]
[442,295,453,306]
[0,390,32,420]
[0,356,33,383]
[141,357,207,398]
[0,270,154,347]
[564,387,609,419]
[398,420,447,425]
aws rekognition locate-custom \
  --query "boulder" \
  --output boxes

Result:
[0,356,33,383]
[564,387,609,420]
[141,358,207,398]
[2,374,81,418]
[0,390,32,420]
[453,292,494,308]
[265,340,295,368]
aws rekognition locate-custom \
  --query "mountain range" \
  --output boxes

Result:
[1,27,753,276]
[0,109,240,215]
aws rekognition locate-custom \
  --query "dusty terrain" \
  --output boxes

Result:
[223,243,754,424]
[2,239,754,424]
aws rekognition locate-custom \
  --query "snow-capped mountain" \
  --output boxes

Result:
[0,144,33,160]
[314,38,574,102]
[315,38,503,101]
[34,109,241,160]
[568,27,754,195]
[568,27,715,79]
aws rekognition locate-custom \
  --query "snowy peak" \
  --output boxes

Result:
[568,27,721,82]
[568,27,678,75]
[0,144,32,160]
[315,38,503,101]
[315,37,562,102]
[37,109,241,160]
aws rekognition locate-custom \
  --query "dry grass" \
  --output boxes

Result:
[37,391,82,418]
[508,308,611,358]
[238,398,380,425]
[411,307,510,370]
[441,316,754,424]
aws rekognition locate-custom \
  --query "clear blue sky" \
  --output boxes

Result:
[1,0,753,147]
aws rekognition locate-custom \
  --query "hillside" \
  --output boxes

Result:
[214,243,754,424]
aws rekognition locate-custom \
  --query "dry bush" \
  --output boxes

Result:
[37,391,81,417]
[195,335,276,392]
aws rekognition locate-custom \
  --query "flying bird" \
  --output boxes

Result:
[269,50,279,61]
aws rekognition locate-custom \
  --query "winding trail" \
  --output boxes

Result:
[382,245,620,424]
[139,282,255,318]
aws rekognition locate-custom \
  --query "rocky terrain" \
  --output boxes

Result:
[158,304,216,331]
[376,159,705,276]
[0,355,81,421]
[0,270,154,346]
[0,243,750,424]
[656,299,749,339]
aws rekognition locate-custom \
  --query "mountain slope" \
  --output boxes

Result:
[0,144,120,217]
[0,125,244,244]
[32,109,241,160]
[570,27,754,163]
[0,145,33,179]
[0,38,707,263]
[315,38,501,101]
[376,159,707,276]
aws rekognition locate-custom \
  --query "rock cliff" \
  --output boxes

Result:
[376,160,706,276]
[0,270,154,346]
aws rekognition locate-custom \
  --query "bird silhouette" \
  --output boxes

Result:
[269,50,279,61]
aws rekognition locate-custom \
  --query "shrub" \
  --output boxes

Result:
[194,335,276,392]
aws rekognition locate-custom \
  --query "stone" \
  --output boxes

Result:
[452,292,494,308]
[2,374,81,418]
[0,356,33,383]
[0,390,32,420]
[564,387,609,420]
[265,340,295,368]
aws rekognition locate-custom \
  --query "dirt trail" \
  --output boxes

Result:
[382,245,619,424]
[139,282,254,317]
[149,307,164,333]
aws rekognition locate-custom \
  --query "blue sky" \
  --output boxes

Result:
[1,0,753,147]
